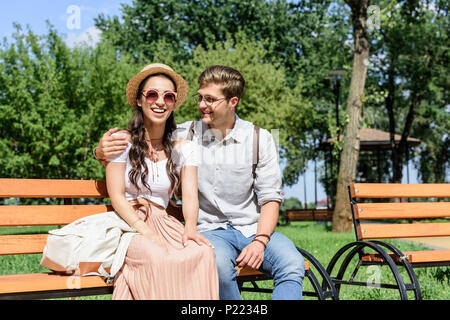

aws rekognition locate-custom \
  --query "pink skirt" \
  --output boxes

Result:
[112,203,219,300]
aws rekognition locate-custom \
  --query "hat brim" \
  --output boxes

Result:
[126,66,188,111]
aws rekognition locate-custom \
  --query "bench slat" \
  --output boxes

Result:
[350,183,450,198]
[0,234,47,255]
[0,179,108,198]
[354,202,450,220]
[0,205,113,227]
[236,261,310,277]
[362,250,450,264]
[357,223,450,240]
[0,273,112,295]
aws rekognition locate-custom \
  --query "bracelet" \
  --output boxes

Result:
[255,233,271,242]
[252,238,267,249]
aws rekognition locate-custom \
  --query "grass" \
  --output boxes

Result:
[1,222,449,300]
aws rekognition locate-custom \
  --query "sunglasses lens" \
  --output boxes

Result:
[164,93,176,105]
[145,90,158,102]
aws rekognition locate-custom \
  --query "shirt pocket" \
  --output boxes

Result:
[222,164,254,196]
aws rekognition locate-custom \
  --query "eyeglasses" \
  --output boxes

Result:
[141,89,177,107]
[193,94,227,108]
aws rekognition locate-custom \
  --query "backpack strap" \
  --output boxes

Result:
[252,125,260,179]
[186,120,196,141]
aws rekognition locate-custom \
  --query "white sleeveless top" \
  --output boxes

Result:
[108,140,198,209]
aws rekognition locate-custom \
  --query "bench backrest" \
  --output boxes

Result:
[0,179,111,256]
[348,183,450,242]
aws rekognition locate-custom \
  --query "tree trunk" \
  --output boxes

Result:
[332,0,371,233]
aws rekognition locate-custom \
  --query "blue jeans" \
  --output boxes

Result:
[202,225,304,300]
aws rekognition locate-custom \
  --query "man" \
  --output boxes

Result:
[95,65,304,300]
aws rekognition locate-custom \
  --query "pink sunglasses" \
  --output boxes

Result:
[141,89,177,106]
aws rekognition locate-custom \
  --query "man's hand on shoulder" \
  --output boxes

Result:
[95,128,129,161]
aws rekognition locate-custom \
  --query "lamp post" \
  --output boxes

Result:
[325,68,346,209]
[325,68,346,139]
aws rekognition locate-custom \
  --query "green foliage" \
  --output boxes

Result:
[0,23,135,180]
[280,197,303,212]
[95,0,340,79]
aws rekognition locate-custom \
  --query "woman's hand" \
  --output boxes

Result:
[182,227,214,248]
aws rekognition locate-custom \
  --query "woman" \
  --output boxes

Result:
[106,63,218,300]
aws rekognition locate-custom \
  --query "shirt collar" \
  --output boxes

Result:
[201,114,249,144]
[227,115,248,143]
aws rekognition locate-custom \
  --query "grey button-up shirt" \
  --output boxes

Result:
[175,115,284,237]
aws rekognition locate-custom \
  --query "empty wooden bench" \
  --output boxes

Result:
[0,178,337,300]
[326,183,450,300]
[285,209,333,222]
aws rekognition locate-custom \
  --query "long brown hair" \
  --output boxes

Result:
[127,74,181,199]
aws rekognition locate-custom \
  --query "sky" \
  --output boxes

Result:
[1,1,419,205]
[0,0,133,47]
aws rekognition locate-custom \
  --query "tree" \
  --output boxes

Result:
[95,0,300,65]
[360,0,449,184]
[373,0,448,183]
[332,0,371,232]
[0,23,135,180]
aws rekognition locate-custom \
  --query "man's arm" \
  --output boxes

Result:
[94,128,129,165]
[236,129,284,270]
[255,200,279,238]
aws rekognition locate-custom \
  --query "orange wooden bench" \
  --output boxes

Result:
[326,183,450,300]
[0,178,337,300]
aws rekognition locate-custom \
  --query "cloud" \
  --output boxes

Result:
[65,26,102,48]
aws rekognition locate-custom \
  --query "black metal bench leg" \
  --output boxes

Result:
[327,241,410,300]
[370,240,422,300]
[297,247,339,300]
[237,248,337,300]
[304,269,324,299]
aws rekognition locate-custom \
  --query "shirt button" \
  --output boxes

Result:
[216,166,220,171]
[214,187,217,192]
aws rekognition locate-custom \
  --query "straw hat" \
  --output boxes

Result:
[126,63,188,110]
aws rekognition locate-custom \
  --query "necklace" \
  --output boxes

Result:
[146,140,165,182]
[144,131,164,181]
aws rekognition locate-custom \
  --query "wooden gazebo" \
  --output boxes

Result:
[283,128,420,224]
[317,128,421,208]
[318,128,421,152]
